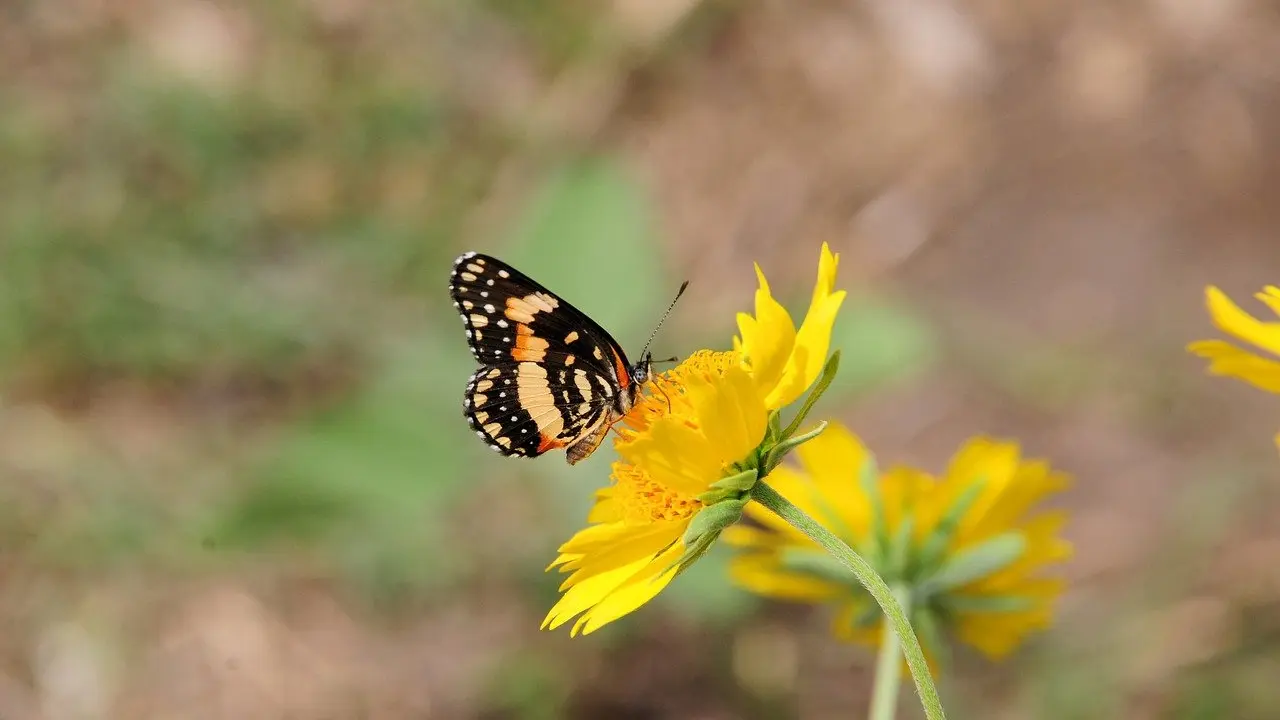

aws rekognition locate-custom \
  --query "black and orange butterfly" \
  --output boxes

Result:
[449,252,686,464]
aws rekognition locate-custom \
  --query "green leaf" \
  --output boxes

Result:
[920,533,1026,594]
[499,155,671,520]
[206,338,476,598]
[502,156,664,343]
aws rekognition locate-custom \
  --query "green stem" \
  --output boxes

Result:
[751,482,945,720]
[869,585,910,720]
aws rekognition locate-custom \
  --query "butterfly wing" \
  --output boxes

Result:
[450,252,637,460]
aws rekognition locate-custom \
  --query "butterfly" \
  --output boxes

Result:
[449,251,686,464]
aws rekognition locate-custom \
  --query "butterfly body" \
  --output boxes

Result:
[450,252,653,464]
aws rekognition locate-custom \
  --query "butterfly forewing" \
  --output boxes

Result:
[450,252,637,461]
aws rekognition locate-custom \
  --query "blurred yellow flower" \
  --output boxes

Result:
[1187,285,1280,450]
[725,424,1072,665]
[736,242,846,409]
[544,244,846,636]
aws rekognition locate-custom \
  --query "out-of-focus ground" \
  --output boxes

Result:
[3,1,1279,718]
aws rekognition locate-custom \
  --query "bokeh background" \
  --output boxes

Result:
[4,0,1280,718]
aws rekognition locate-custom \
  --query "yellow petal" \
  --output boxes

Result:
[749,466,838,544]
[543,554,655,631]
[878,465,933,532]
[587,496,622,524]
[735,264,797,393]
[1205,285,1280,357]
[965,512,1073,592]
[961,461,1071,543]
[618,418,720,496]
[693,363,768,464]
[793,422,874,541]
[953,580,1064,659]
[728,554,845,601]
[767,243,847,408]
[830,601,884,649]
[721,524,780,549]
[944,437,1021,536]
[574,543,684,635]
[1188,339,1280,393]
[1259,286,1280,316]
[557,522,685,591]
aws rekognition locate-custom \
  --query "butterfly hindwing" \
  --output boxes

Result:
[462,362,613,458]
[450,252,637,460]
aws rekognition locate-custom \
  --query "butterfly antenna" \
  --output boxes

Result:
[653,377,674,413]
[641,280,690,360]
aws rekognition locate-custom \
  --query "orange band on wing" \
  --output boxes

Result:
[537,433,568,453]
[611,348,631,391]
[512,323,549,362]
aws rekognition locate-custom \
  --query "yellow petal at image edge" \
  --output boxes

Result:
[1187,340,1280,393]
[1205,285,1280,357]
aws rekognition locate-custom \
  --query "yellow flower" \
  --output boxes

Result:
[542,351,765,635]
[543,245,846,636]
[725,424,1072,664]
[736,242,847,409]
[1187,285,1280,450]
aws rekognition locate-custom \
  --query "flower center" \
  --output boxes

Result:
[614,463,702,524]
[622,350,741,435]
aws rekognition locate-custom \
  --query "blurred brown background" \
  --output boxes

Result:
[2,0,1279,718]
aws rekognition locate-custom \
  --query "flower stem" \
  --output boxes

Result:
[751,482,946,720]
[869,585,910,720]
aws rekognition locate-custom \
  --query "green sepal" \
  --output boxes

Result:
[682,497,748,547]
[763,420,828,473]
[661,497,749,579]
[919,532,1026,595]
[885,515,915,581]
[936,593,1037,614]
[777,547,857,586]
[857,454,889,566]
[660,531,719,581]
[696,468,758,505]
[766,409,783,444]
[912,477,986,578]
[777,351,841,442]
